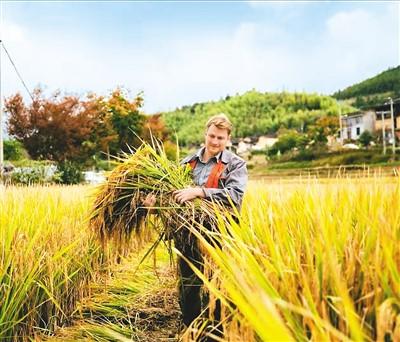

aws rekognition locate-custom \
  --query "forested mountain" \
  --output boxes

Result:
[162,91,351,146]
[333,66,400,108]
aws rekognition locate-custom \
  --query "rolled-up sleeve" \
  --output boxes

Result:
[202,159,247,210]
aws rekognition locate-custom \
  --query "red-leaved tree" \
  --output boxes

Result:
[6,88,99,163]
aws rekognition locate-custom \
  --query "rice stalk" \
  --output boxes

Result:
[90,142,224,257]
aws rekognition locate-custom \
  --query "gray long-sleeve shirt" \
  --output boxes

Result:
[181,147,248,210]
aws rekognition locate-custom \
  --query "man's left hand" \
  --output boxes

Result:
[173,187,205,204]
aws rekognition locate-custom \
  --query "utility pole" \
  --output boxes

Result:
[382,112,386,155]
[389,97,396,156]
[377,111,390,155]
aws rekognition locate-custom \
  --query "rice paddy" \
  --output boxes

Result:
[1,174,399,341]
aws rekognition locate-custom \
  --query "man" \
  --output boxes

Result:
[172,113,248,332]
[173,113,247,210]
[143,113,247,336]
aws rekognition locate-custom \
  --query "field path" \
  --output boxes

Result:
[46,248,183,341]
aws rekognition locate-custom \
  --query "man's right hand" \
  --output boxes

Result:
[173,187,205,204]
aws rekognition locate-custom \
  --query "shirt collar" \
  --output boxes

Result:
[197,147,223,163]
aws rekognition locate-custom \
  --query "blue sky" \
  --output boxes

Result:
[1,1,399,114]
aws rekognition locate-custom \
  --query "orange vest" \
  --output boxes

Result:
[188,159,225,189]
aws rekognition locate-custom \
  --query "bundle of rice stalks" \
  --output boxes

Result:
[90,141,221,254]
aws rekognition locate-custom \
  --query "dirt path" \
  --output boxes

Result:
[46,250,183,341]
[128,271,182,341]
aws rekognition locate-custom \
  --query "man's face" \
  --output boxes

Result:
[204,124,230,156]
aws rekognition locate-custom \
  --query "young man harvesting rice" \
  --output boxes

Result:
[145,113,247,337]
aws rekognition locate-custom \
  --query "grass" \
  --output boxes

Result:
[249,148,400,177]
[251,162,400,179]
[0,185,142,341]
[46,243,180,342]
[0,185,100,340]
[2,170,400,341]
[89,142,226,259]
[186,177,400,341]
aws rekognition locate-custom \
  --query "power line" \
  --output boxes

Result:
[1,40,34,102]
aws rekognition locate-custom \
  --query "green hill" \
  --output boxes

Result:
[161,66,399,146]
[162,91,350,146]
[332,65,400,108]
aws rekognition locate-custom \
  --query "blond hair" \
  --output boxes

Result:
[206,113,233,135]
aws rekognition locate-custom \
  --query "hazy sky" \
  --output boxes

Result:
[1,1,399,114]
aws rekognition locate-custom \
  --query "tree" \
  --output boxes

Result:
[103,89,145,154]
[162,91,344,147]
[359,130,373,148]
[142,113,169,142]
[268,130,309,156]
[84,94,118,161]
[6,88,99,163]
[5,88,146,165]
[308,115,339,144]
[4,139,26,160]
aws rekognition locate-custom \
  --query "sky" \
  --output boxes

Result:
[1,1,399,114]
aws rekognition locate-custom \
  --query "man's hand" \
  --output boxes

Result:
[173,187,205,204]
[142,193,156,207]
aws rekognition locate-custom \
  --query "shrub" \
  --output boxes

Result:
[268,131,311,157]
[4,139,26,160]
[359,130,374,147]
[324,151,376,165]
[11,166,52,185]
[370,154,391,164]
[56,161,83,184]
[292,149,317,161]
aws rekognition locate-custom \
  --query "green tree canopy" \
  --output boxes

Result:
[162,90,351,146]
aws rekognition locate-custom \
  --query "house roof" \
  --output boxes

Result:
[342,111,364,118]
[367,99,400,112]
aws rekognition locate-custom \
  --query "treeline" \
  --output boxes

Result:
[162,90,352,146]
[5,88,358,173]
[4,88,171,169]
[333,65,400,107]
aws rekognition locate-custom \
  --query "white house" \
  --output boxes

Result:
[235,135,278,155]
[339,111,375,141]
[252,135,278,151]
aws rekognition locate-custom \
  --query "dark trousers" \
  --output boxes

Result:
[177,245,204,326]
[175,230,223,341]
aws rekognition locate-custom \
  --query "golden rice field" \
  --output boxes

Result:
[1,176,399,341]
[0,186,100,340]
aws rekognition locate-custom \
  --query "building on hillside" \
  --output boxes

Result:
[232,135,278,155]
[252,135,278,151]
[339,98,400,142]
[234,137,256,155]
[339,111,375,141]
[372,99,400,142]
